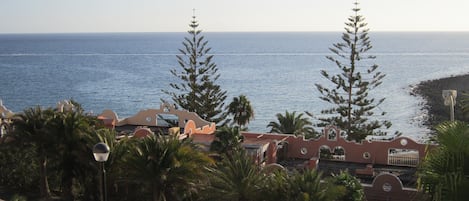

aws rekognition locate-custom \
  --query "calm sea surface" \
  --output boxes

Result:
[1,32,469,140]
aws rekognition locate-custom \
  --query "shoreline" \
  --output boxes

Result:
[411,73,469,129]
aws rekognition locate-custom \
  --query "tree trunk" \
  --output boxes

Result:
[153,184,161,201]
[63,181,74,201]
[39,154,51,199]
[62,171,74,201]
[153,184,166,201]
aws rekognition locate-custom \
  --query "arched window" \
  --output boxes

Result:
[328,129,337,141]
[340,131,347,138]
[332,146,345,160]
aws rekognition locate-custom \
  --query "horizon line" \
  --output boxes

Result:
[1,30,469,35]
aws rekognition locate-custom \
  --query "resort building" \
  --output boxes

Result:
[95,103,432,200]
[97,103,216,140]
[240,129,432,200]
[0,101,433,200]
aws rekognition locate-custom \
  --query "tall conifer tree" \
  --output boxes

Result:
[164,14,227,123]
[315,1,391,141]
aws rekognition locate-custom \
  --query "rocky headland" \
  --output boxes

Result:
[412,74,469,129]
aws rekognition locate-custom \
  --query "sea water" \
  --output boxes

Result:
[1,32,469,140]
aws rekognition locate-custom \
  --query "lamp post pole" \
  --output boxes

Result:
[450,95,455,122]
[442,90,457,122]
[93,142,110,201]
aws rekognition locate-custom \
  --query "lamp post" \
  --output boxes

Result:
[442,90,457,122]
[93,142,110,201]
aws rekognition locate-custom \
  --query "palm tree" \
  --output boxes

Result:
[288,169,345,201]
[261,169,290,201]
[210,126,243,155]
[418,121,469,201]
[267,111,315,138]
[123,135,213,201]
[87,128,127,200]
[11,106,56,199]
[52,106,96,200]
[227,95,254,128]
[203,149,266,201]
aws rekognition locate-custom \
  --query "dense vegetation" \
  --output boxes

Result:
[0,102,366,201]
[418,121,469,201]
[3,101,466,201]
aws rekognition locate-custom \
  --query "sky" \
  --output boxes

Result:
[1,0,469,33]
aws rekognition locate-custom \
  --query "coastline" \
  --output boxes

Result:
[412,73,469,129]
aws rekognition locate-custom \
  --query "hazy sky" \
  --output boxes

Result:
[1,0,468,33]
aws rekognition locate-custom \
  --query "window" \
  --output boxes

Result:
[340,131,346,138]
[328,129,337,141]
[157,114,179,127]
[332,146,345,160]
[363,152,371,159]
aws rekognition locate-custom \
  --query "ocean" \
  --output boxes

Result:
[1,32,469,140]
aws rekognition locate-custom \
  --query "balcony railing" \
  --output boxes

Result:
[388,155,418,167]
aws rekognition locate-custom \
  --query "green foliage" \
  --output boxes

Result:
[261,170,291,201]
[262,168,347,201]
[5,102,103,200]
[1,102,367,201]
[330,171,365,201]
[418,121,469,201]
[51,105,98,200]
[0,142,40,194]
[288,169,345,201]
[267,111,316,138]
[10,194,28,201]
[123,135,214,201]
[163,14,227,124]
[203,149,265,201]
[226,95,255,128]
[210,126,244,156]
[459,92,469,119]
[9,106,62,199]
[203,149,352,201]
[314,1,391,142]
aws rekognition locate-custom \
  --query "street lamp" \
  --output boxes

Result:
[442,90,457,121]
[93,142,110,201]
